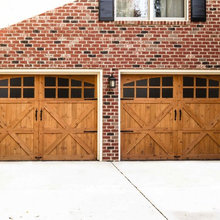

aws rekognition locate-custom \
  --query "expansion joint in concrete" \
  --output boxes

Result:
[111,162,168,220]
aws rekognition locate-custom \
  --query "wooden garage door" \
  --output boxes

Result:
[0,75,97,161]
[121,75,220,160]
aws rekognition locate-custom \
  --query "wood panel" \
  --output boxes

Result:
[0,76,39,160]
[39,101,97,160]
[180,101,220,159]
[121,75,178,160]
[0,75,97,161]
[121,75,220,160]
[179,76,220,159]
[38,75,97,160]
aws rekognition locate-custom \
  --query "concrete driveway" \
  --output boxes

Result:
[0,161,219,220]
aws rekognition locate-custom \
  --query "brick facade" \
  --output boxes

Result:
[0,0,220,161]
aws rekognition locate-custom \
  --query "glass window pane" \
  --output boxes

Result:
[183,77,194,86]
[23,77,34,86]
[149,77,160,86]
[45,88,56,98]
[196,89,206,98]
[209,89,219,98]
[136,88,147,98]
[84,82,94,87]
[45,77,56,87]
[136,79,147,86]
[209,80,219,87]
[0,88,8,98]
[84,88,95,98]
[71,89,82,98]
[10,78,21,87]
[162,88,173,98]
[71,79,82,87]
[58,78,69,87]
[0,79,8,86]
[155,0,184,17]
[162,77,173,86]
[124,81,134,87]
[58,89,69,98]
[23,88,34,98]
[183,88,194,98]
[149,88,160,98]
[116,0,148,18]
[123,88,134,98]
[10,88,21,98]
[196,78,207,87]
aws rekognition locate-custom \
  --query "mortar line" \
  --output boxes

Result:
[111,162,168,220]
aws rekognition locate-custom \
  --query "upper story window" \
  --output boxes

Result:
[116,0,148,18]
[115,0,187,21]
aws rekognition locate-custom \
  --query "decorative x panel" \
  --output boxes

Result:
[43,104,96,156]
[182,104,220,155]
[122,103,174,156]
[0,106,34,159]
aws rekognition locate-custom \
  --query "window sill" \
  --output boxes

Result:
[114,20,190,26]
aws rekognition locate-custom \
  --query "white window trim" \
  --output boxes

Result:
[115,0,188,21]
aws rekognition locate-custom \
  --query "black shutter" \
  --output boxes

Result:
[99,0,114,21]
[191,0,206,22]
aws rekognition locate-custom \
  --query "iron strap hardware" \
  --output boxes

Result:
[174,110,177,121]
[174,155,180,159]
[35,109,38,121]
[121,98,134,100]
[121,130,134,133]
[84,131,97,133]
[40,109,43,121]
[179,110,182,121]
[84,98,97,100]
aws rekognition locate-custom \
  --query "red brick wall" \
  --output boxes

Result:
[0,0,220,161]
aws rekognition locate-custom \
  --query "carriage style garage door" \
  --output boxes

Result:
[121,75,220,160]
[0,75,97,161]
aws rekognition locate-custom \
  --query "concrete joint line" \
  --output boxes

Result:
[111,162,168,220]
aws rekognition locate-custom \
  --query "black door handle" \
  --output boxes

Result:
[40,109,43,121]
[35,109,38,121]
[174,110,177,121]
[179,110,182,121]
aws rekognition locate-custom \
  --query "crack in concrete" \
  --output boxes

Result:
[111,162,168,220]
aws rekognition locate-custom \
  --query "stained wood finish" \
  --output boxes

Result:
[0,76,39,160]
[0,75,97,161]
[179,75,220,159]
[121,75,220,160]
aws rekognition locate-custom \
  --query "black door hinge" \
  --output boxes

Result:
[84,130,97,133]
[121,130,134,133]
[120,98,134,100]
[84,98,97,100]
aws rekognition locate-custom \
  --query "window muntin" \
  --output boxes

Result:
[0,77,35,99]
[44,77,96,99]
[122,76,173,99]
[183,77,220,99]
[115,0,187,20]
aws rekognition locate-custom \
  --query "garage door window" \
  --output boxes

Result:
[0,79,8,98]
[0,77,35,98]
[183,76,220,98]
[45,77,95,99]
[123,76,173,98]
